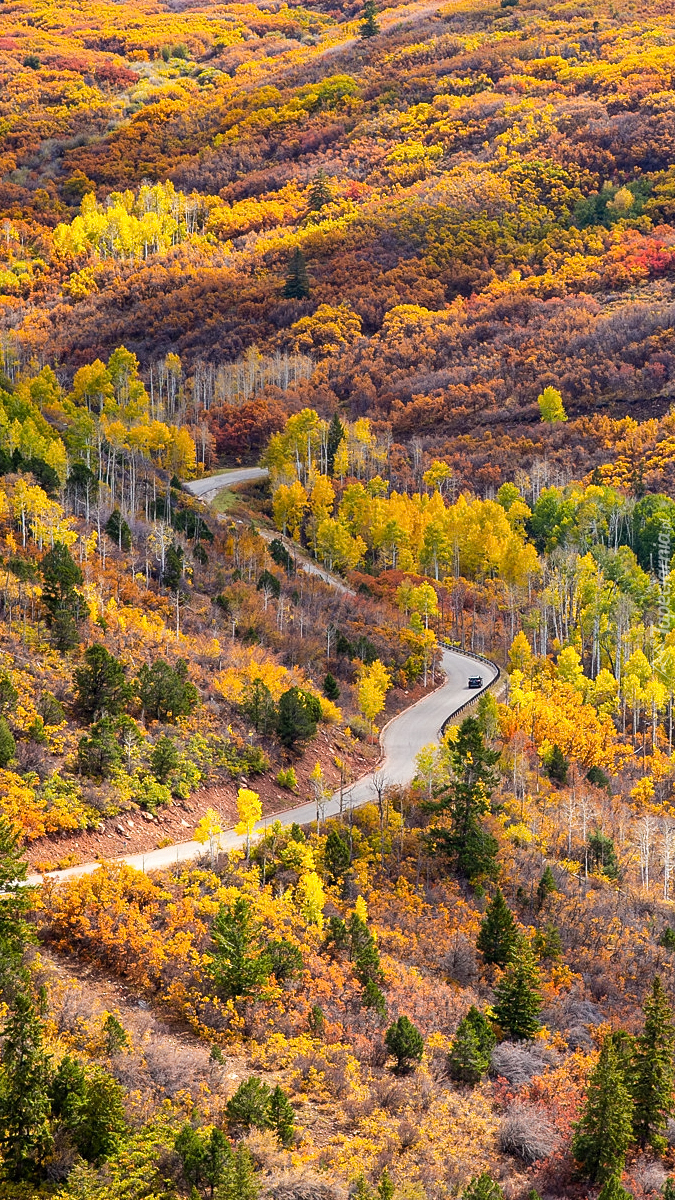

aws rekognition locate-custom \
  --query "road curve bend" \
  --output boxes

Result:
[29,647,497,886]
[185,467,269,503]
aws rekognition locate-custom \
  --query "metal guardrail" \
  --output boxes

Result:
[439,642,502,734]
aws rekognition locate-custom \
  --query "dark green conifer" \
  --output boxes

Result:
[426,716,500,882]
[268,1084,295,1146]
[597,1175,633,1200]
[492,938,542,1041]
[631,976,675,1151]
[74,643,132,722]
[308,168,332,210]
[384,1015,424,1072]
[547,744,568,783]
[0,816,35,993]
[572,1037,634,1182]
[447,1018,485,1085]
[0,993,53,1180]
[41,540,87,650]
[477,888,518,966]
[324,827,350,885]
[284,247,310,299]
[360,0,380,37]
[326,412,345,475]
[462,1173,504,1200]
[0,719,15,769]
[362,979,387,1019]
[536,865,557,909]
[378,1168,394,1200]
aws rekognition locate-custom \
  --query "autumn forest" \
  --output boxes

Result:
[4,0,675,1197]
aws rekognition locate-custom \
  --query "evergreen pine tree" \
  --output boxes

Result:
[462,1173,505,1200]
[362,979,387,1019]
[325,827,350,885]
[447,1018,485,1085]
[608,1029,636,1078]
[631,976,675,1151]
[663,1178,675,1199]
[74,643,132,722]
[163,542,184,590]
[354,1173,375,1200]
[323,672,340,701]
[326,412,345,475]
[0,993,53,1180]
[242,678,277,735]
[256,568,281,600]
[268,1084,295,1146]
[588,829,619,880]
[276,687,319,749]
[360,0,380,37]
[210,898,271,1000]
[378,1168,394,1200]
[426,717,500,881]
[0,816,35,993]
[150,734,179,783]
[102,1013,129,1056]
[266,939,303,983]
[536,865,557,909]
[448,1006,495,1084]
[466,1005,496,1060]
[70,1067,126,1162]
[50,1054,86,1125]
[493,938,542,1041]
[308,168,332,210]
[218,1146,258,1200]
[284,247,310,299]
[547,744,568,783]
[41,540,87,650]
[201,1127,232,1199]
[0,718,15,769]
[349,911,383,985]
[572,1037,634,1182]
[176,1122,207,1191]
[384,1015,424,1072]
[226,1077,272,1133]
[597,1175,633,1200]
[477,888,519,966]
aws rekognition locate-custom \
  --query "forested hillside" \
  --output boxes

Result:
[4,0,675,1198]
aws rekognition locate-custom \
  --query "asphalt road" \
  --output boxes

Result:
[185,467,355,594]
[28,647,497,886]
[185,467,269,501]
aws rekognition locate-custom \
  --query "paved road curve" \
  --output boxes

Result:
[185,467,354,594]
[29,646,497,885]
[185,467,269,502]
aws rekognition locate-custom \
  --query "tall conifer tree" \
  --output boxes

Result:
[631,976,675,1150]
[284,247,310,299]
[493,938,542,1041]
[477,889,518,966]
[572,1037,634,1182]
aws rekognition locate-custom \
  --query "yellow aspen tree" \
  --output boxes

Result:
[272,481,308,539]
[411,581,438,629]
[235,787,262,861]
[194,807,223,863]
[297,870,325,928]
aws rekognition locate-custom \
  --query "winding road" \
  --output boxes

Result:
[29,647,497,886]
[185,468,355,593]
[185,467,269,503]
[28,468,498,885]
